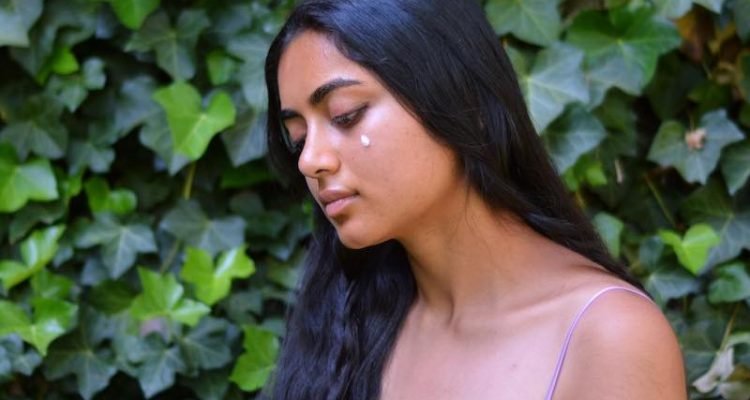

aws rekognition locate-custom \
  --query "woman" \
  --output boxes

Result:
[263,0,686,399]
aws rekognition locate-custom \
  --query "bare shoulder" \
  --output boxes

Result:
[553,284,687,400]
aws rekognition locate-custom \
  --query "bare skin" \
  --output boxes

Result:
[278,31,686,400]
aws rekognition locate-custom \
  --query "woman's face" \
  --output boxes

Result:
[277,31,465,248]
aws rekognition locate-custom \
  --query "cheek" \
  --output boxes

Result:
[306,178,320,201]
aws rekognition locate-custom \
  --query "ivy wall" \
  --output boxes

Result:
[0,0,748,399]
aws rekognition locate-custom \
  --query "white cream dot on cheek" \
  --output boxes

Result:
[360,134,371,147]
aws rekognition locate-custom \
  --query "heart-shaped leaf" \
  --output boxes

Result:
[660,224,721,274]
[230,325,279,392]
[708,262,750,304]
[648,110,745,184]
[109,0,160,30]
[0,225,65,291]
[485,0,562,46]
[153,82,236,160]
[567,6,680,99]
[160,200,246,256]
[507,43,589,132]
[75,214,156,278]
[130,267,209,326]
[0,298,78,355]
[84,177,137,215]
[0,0,43,47]
[0,146,58,212]
[542,105,607,172]
[180,246,256,306]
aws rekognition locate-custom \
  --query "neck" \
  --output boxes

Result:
[396,188,587,329]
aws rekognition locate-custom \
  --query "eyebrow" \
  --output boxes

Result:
[280,78,363,120]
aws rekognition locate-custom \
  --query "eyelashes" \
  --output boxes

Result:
[287,104,369,156]
[332,104,368,128]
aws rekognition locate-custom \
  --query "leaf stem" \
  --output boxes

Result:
[644,173,677,229]
[719,302,741,351]
[160,162,198,274]
[574,190,587,210]
[182,162,197,200]
[159,241,181,274]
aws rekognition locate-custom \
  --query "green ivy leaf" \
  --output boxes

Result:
[646,53,703,120]
[126,10,209,81]
[109,0,160,30]
[645,267,700,306]
[138,113,191,174]
[542,105,607,172]
[485,0,561,46]
[0,298,78,355]
[654,0,693,18]
[130,267,210,326]
[183,369,230,400]
[508,43,589,132]
[221,110,267,167]
[177,317,232,371]
[114,76,160,135]
[127,334,187,398]
[681,180,750,267]
[67,140,115,175]
[84,177,137,215]
[21,224,65,270]
[207,50,239,86]
[648,110,745,184]
[88,280,136,314]
[46,57,106,112]
[736,0,750,42]
[693,0,724,12]
[567,7,680,98]
[75,214,157,278]
[47,46,79,76]
[44,309,117,400]
[708,262,750,303]
[0,334,42,376]
[180,246,256,306]
[0,146,58,212]
[689,81,732,117]
[721,141,750,195]
[226,34,271,111]
[230,325,279,392]
[8,0,97,80]
[563,153,608,191]
[153,82,236,160]
[0,0,43,47]
[30,269,73,300]
[8,201,65,244]
[160,200,246,256]
[0,225,65,290]
[0,96,67,160]
[660,224,721,275]
[593,212,624,257]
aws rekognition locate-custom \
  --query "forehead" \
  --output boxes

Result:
[277,31,373,107]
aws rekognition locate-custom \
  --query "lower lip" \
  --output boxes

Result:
[324,195,356,217]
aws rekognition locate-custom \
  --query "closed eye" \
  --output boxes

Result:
[332,104,368,128]
[290,137,305,155]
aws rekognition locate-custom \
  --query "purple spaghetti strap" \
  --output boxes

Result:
[543,286,653,400]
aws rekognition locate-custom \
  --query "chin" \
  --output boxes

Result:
[334,223,386,250]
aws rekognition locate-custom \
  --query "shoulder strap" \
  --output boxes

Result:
[544,286,653,400]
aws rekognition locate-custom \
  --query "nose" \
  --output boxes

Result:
[297,125,340,179]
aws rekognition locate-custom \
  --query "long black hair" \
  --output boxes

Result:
[264,1,643,399]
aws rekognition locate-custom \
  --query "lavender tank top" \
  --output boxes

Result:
[543,286,653,400]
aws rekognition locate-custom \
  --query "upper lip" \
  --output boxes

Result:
[318,188,357,206]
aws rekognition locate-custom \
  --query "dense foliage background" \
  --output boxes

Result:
[0,0,748,398]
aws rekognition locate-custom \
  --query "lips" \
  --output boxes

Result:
[318,188,358,217]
